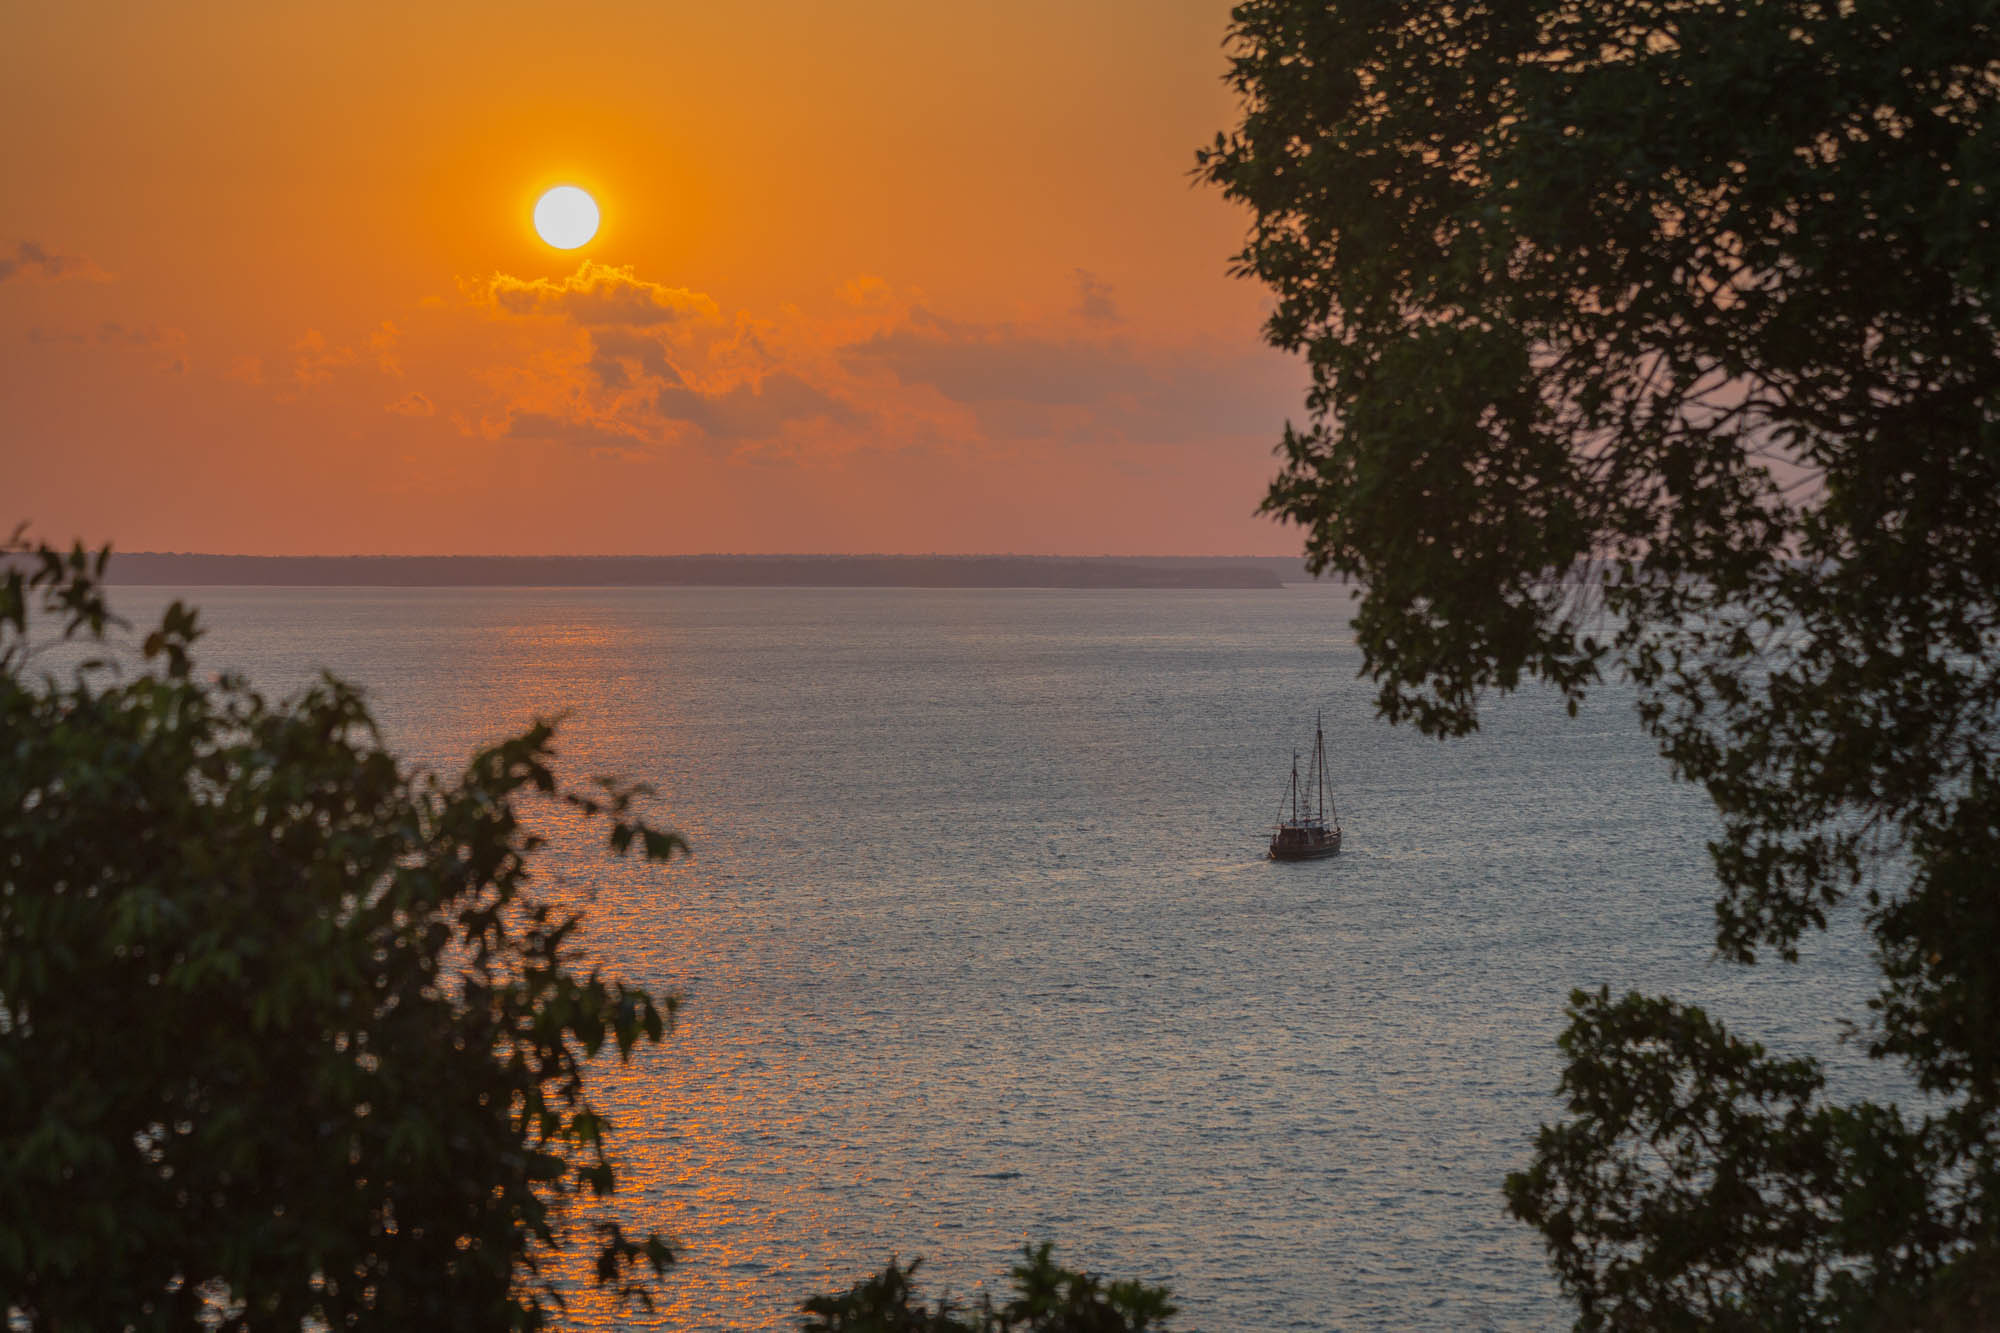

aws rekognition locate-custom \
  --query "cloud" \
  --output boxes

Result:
[228,325,401,399]
[461,267,1288,458]
[103,321,163,346]
[0,240,110,283]
[386,391,435,417]
[653,369,860,442]
[841,274,896,309]
[494,350,864,454]
[509,297,874,448]
[240,261,1296,470]
[503,410,652,453]
[843,317,1152,406]
[370,321,402,375]
[834,302,1311,449]
[1072,268,1119,323]
[478,262,718,328]
[586,326,680,390]
[26,320,187,373]
[292,329,357,386]
[27,320,181,348]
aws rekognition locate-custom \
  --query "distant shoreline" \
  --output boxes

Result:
[99,553,1319,590]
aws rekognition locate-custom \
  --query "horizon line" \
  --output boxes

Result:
[111,551,1310,562]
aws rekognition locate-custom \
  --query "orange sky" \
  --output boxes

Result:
[1,0,1307,555]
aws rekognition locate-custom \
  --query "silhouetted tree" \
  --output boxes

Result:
[1203,0,2000,1325]
[800,1244,1176,1333]
[0,534,681,1329]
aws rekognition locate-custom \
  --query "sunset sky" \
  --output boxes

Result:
[2,1,1310,556]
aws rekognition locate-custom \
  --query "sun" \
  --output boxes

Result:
[533,186,600,249]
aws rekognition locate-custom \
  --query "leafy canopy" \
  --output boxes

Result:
[799,1244,1176,1333]
[1203,0,2000,1325]
[0,534,684,1330]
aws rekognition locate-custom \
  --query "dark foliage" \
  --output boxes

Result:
[799,1244,1176,1333]
[1202,0,2000,1325]
[0,532,683,1329]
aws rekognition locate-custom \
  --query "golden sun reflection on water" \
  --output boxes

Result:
[541,924,831,1329]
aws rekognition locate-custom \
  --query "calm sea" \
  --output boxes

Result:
[101,583,1890,1331]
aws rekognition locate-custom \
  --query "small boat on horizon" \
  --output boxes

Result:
[1269,710,1342,861]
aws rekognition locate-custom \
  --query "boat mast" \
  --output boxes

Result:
[1316,709,1326,822]
[1290,749,1300,824]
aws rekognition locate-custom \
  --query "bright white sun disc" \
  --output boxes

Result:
[534,186,600,249]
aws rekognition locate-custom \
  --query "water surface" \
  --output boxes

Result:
[107,584,1889,1330]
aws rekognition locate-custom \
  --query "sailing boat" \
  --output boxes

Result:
[1269,710,1342,861]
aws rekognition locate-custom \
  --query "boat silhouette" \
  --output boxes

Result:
[1269,710,1342,861]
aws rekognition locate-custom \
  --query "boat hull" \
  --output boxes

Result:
[1269,829,1342,861]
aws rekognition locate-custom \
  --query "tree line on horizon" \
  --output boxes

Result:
[87,552,1299,591]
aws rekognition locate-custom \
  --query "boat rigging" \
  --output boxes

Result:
[1269,710,1342,861]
